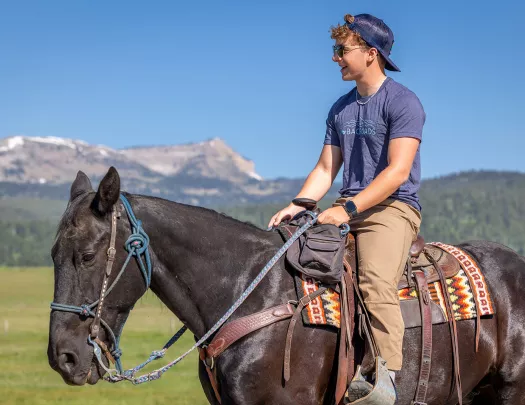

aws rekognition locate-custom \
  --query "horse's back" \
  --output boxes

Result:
[398,240,525,404]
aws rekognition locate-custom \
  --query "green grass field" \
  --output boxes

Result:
[0,267,207,405]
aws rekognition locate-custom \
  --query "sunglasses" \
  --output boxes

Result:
[332,45,364,58]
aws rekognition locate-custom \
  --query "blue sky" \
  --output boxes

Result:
[0,0,523,180]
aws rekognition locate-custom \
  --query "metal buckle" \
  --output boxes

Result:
[107,247,116,259]
[204,356,215,369]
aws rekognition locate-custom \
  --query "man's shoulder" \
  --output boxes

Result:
[384,79,426,123]
[328,88,356,117]
[384,78,422,105]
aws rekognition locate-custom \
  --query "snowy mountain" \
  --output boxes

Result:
[0,135,311,205]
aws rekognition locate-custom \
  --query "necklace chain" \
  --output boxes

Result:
[355,78,387,106]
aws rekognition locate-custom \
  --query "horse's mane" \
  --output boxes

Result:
[52,191,270,258]
[137,193,266,232]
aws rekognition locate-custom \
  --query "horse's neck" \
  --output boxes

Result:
[129,195,289,338]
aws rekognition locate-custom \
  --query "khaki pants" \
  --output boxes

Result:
[334,198,422,370]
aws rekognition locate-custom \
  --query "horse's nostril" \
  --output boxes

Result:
[58,351,79,375]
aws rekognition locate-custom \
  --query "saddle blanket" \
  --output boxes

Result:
[294,243,495,327]
[398,242,496,321]
[294,272,341,328]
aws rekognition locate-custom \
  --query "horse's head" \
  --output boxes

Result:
[48,167,148,385]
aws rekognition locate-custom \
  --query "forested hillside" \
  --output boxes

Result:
[1,170,524,266]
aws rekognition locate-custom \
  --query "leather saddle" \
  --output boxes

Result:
[398,234,461,290]
[398,235,461,327]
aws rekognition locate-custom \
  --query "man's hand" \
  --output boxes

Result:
[268,204,306,229]
[317,206,350,226]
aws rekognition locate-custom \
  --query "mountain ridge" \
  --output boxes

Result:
[0,135,287,204]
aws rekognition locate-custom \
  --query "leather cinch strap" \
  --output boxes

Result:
[412,270,432,405]
[198,347,222,404]
[335,268,355,405]
[425,249,463,405]
[283,287,327,381]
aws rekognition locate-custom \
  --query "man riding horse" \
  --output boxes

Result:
[50,11,525,405]
[269,13,425,398]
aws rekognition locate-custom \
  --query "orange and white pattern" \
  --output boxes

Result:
[429,242,495,316]
[295,243,495,328]
[296,273,341,328]
[399,243,495,321]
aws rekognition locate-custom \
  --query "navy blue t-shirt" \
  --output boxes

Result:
[324,77,426,211]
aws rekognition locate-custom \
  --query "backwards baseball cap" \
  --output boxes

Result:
[345,14,400,72]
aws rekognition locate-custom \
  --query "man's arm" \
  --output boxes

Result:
[317,137,420,226]
[295,144,343,201]
[268,145,342,228]
[351,137,420,213]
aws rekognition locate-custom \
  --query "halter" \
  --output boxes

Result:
[50,194,180,377]
[51,194,324,384]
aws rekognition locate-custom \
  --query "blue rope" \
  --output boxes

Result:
[120,194,152,288]
[49,303,120,351]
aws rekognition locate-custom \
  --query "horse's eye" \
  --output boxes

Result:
[82,253,95,263]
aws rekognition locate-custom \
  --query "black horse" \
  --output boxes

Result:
[48,167,525,404]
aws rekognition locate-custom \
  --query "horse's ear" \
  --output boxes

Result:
[91,167,120,216]
[70,171,93,201]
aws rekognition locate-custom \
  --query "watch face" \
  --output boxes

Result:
[345,200,357,215]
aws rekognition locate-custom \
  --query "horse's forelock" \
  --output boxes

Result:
[53,193,96,254]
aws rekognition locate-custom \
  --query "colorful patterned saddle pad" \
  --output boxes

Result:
[294,243,495,327]
[294,272,341,328]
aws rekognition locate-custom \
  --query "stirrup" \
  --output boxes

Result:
[345,356,396,405]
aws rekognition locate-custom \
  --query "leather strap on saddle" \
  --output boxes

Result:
[412,270,432,405]
[425,249,463,405]
[205,303,295,359]
[283,287,327,381]
[335,268,356,405]
[198,347,222,404]
[430,243,482,353]
[199,303,296,405]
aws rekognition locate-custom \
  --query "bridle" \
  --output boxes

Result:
[50,194,178,378]
[50,193,319,384]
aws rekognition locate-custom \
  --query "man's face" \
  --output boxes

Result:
[332,39,369,81]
